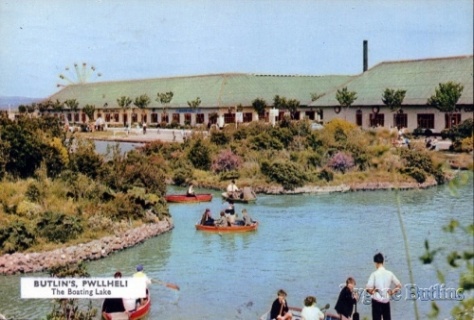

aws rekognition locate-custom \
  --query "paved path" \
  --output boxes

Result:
[104,128,208,143]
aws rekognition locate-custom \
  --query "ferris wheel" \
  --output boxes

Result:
[57,62,102,88]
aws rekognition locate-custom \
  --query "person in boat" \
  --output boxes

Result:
[334,277,358,320]
[133,264,152,307]
[186,183,195,197]
[270,289,293,320]
[214,211,230,227]
[200,208,215,226]
[301,295,324,320]
[103,271,128,314]
[241,208,255,226]
[241,186,257,201]
[224,200,236,224]
[226,179,240,198]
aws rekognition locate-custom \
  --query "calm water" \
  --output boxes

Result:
[0,172,472,320]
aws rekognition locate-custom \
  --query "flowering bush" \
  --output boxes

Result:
[327,151,355,173]
[211,149,242,173]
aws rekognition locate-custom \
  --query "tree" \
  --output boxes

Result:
[134,94,151,123]
[310,92,324,102]
[64,99,79,123]
[287,99,300,120]
[382,88,407,112]
[252,98,267,120]
[187,97,201,110]
[427,81,464,129]
[117,96,132,126]
[83,104,96,122]
[156,91,174,117]
[335,87,357,119]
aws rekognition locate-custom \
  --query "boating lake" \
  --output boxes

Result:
[0,169,472,319]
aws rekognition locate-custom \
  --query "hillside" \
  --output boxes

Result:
[0,96,42,110]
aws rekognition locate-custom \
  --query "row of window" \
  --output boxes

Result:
[360,113,461,129]
[65,110,462,129]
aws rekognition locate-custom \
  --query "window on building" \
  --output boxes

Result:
[81,113,86,123]
[184,113,191,125]
[356,110,362,126]
[74,113,80,122]
[224,113,234,124]
[67,113,72,121]
[105,113,111,122]
[151,113,158,123]
[141,115,147,123]
[131,113,138,123]
[305,111,315,120]
[172,113,179,123]
[243,112,253,123]
[370,113,384,127]
[123,114,128,125]
[445,113,461,128]
[393,113,407,129]
[417,114,435,129]
[278,111,285,121]
[196,113,204,124]
[293,111,301,120]
[162,114,169,123]
[114,113,119,122]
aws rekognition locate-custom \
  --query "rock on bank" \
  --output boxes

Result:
[0,219,174,275]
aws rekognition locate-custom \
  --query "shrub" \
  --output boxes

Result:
[318,168,334,182]
[0,220,36,254]
[261,160,307,190]
[327,152,355,173]
[36,211,83,243]
[188,140,211,170]
[211,149,243,173]
[250,132,284,150]
[210,130,230,145]
[173,167,193,186]
[26,183,42,203]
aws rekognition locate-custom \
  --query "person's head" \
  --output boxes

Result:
[304,296,316,307]
[136,264,144,272]
[205,208,210,214]
[231,179,235,184]
[220,211,225,217]
[373,252,384,266]
[277,289,287,301]
[242,209,248,216]
[228,200,234,206]
[114,271,122,278]
[346,277,356,290]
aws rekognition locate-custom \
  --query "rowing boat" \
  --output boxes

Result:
[221,192,256,203]
[195,222,258,233]
[165,193,213,203]
[259,305,340,320]
[102,292,151,320]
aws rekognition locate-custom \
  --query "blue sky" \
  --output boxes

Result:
[0,0,472,98]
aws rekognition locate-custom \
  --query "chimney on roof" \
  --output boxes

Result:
[363,40,368,72]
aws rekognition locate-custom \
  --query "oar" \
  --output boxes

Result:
[152,279,180,291]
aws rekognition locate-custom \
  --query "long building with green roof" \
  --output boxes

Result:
[311,55,473,131]
[45,55,472,132]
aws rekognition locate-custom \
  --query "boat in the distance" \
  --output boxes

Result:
[165,193,213,203]
[221,192,256,204]
[101,291,151,320]
[195,222,258,233]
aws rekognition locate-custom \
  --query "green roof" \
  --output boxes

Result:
[47,73,354,109]
[311,55,473,107]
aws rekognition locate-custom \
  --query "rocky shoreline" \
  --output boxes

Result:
[0,219,174,275]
